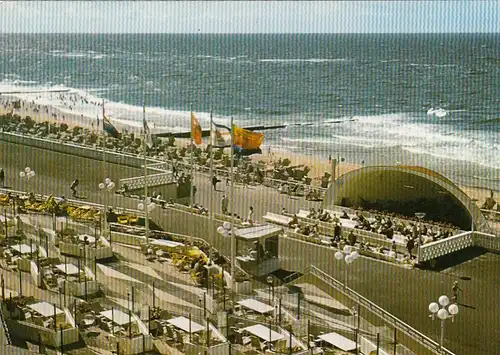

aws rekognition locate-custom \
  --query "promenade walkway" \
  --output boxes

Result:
[1,140,500,354]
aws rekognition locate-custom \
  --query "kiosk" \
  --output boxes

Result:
[234,225,282,277]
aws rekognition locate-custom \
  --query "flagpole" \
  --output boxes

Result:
[189,104,194,245]
[101,100,108,239]
[229,116,235,294]
[143,103,150,246]
[209,110,214,266]
[189,103,194,209]
[209,110,214,220]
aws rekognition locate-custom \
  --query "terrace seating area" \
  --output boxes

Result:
[3,296,73,331]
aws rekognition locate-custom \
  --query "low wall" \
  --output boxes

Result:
[0,132,152,170]
[117,334,154,355]
[5,319,79,347]
[184,342,230,355]
[59,242,113,260]
[66,280,100,297]
[111,231,146,246]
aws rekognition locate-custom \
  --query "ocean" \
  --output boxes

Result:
[0,33,498,189]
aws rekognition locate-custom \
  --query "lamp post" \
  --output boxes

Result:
[138,198,156,245]
[19,167,36,192]
[429,295,459,354]
[99,178,115,239]
[334,245,360,290]
[266,275,274,304]
[415,212,426,261]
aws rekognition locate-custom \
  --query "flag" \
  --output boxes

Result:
[191,113,202,145]
[143,105,153,148]
[102,116,119,138]
[233,145,262,156]
[233,124,264,155]
[211,122,231,148]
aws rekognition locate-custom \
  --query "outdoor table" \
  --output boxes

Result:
[317,332,357,352]
[27,302,63,318]
[100,309,131,326]
[238,299,274,314]
[167,316,204,333]
[241,324,285,342]
[11,244,37,254]
[55,263,80,275]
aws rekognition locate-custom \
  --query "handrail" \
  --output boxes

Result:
[0,301,12,345]
[309,265,455,355]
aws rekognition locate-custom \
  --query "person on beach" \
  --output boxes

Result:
[70,179,79,197]
[0,168,4,188]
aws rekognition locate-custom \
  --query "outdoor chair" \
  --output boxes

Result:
[174,329,184,344]
[164,325,175,341]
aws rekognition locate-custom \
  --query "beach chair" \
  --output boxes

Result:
[117,216,128,224]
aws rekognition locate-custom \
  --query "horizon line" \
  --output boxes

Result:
[1,31,499,35]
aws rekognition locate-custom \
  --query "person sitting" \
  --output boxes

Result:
[340,211,350,219]
[28,192,36,204]
[106,208,118,223]
[334,223,342,240]
[281,207,287,215]
[167,198,174,206]
[307,208,316,219]
[347,231,357,246]
[288,214,299,228]
[253,241,266,260]
[352,211,362,222]
[481,190,497,210]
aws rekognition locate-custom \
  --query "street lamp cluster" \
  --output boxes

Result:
[334,245,360,289]
[99,178,115,238]
[217,222,232,238]
[429,295,459,354]
[19,167,35,180]
[138,197,156,244]
[137,198,156,213]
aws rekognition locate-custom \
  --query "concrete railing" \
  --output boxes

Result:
[472,231,500,251]
[309,265,455,355]
[120,172,174,190]
[417,231,499,263]
[417,231,475,263]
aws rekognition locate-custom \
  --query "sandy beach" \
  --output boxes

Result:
[1,94,497,208]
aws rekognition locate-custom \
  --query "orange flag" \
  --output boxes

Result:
[191,113,202,145]
[233,124,264,150]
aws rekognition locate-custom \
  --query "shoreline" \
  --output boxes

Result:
[1,97,497,207]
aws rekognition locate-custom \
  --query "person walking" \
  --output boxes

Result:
[406,237,415,259]
[212,175,219,190]
[221,195,228,215]
[0,168,4,188]
[247,206,254,225]
[70,179,79,197]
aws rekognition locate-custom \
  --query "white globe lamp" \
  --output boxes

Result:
[437,308,449,320]
[448,304,459,316]
[438,295,450,307]
[429,302,439,314]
